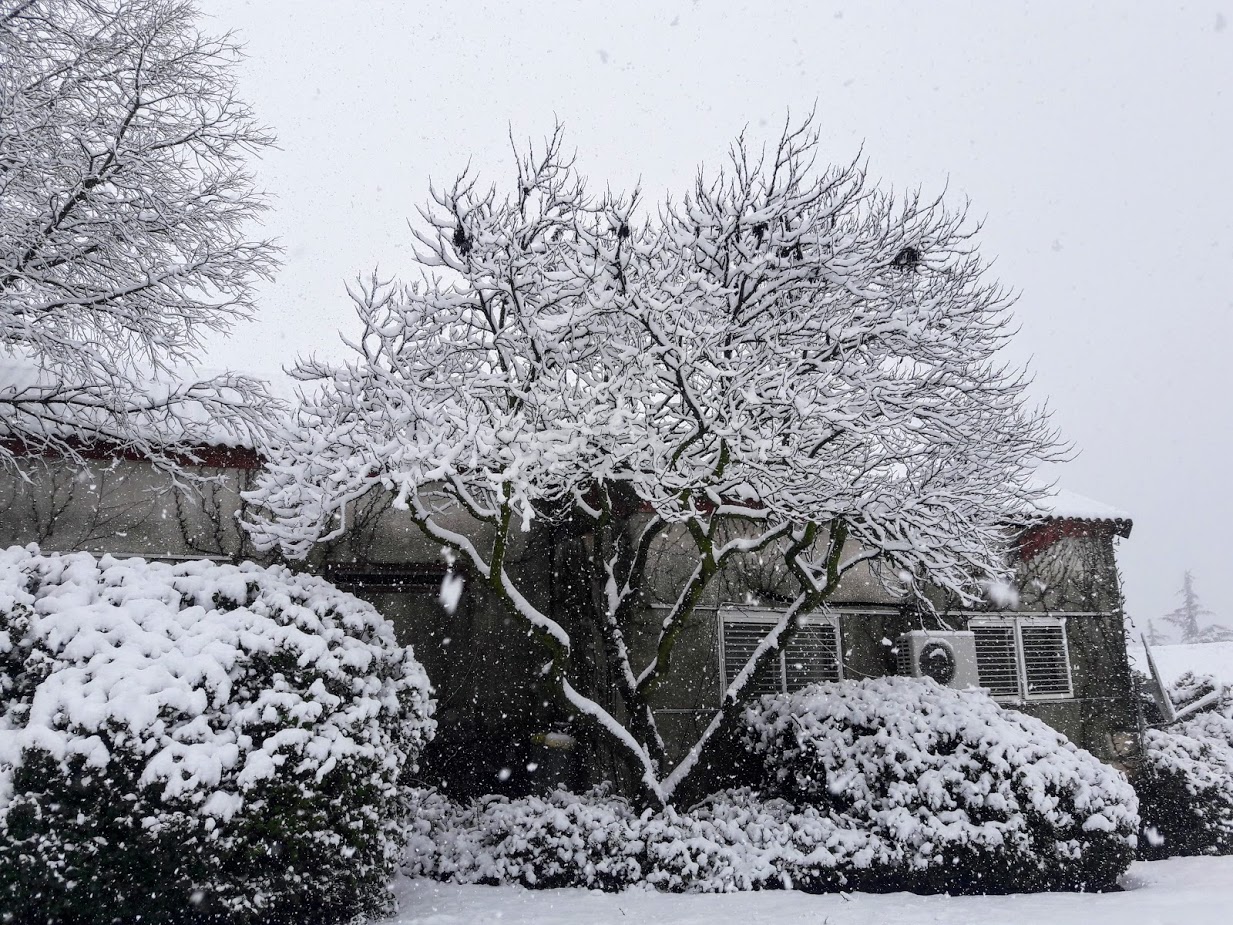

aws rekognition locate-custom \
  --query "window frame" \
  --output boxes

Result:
[717,606,843,698]
[969,614,1074,702]
[323,562,452,594]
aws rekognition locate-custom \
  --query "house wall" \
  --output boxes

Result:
[0,454,1139,795]
[1007,529,1138,765]
[0,455,255,559]
[633,607,1134,768]
[624,520,1136,769]
[0,456,577,797]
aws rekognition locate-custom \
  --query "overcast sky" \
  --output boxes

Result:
[198,0,1233,637]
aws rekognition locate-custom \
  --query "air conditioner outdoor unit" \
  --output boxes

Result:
[895,631,980,689]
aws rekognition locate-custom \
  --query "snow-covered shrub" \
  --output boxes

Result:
[407,680,1140,895]
[406,786,801,893]
[407,786,643,890]
[638,794,781,892]
[0,546,434,925]
[408,776,1132,896]
[639,790,864,893]
[742,677,1139,893]
[1137,672,1233,859]
[1167,671,1227,713]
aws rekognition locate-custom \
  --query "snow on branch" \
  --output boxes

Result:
[0,0,280,476]
[245,115,1063,806]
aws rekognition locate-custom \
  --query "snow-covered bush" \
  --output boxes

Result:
[407,680,1138,895]
[406,786,841,893]
[1137,672,1233,859]
[742,677,1139,893]
[0,546,434,924]
[408,767,1134,895]
[1167,671,1227,713]
[639,790,867,893]
[408,786,643,890]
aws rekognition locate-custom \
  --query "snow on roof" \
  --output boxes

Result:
[1033,488,1131,524]
[1128,641,1233,688]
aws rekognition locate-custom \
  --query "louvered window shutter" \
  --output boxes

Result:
[1020,622,1073,697]
[721,619,783,697]
[784,623,842,689]
[971,623,1022,699]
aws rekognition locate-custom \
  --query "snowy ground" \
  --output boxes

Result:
[384,857,1233,925]
[1129,642,1233,687]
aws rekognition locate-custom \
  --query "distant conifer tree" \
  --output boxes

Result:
[1164,572,1233,643]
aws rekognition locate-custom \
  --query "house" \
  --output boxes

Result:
[0,443,1138,797]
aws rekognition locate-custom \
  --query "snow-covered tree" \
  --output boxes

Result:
[0,0,279,474]
[1164,571,1232,644]
[245,119,1062,806]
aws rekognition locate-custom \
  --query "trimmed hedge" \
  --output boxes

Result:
[0,547,435,924]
